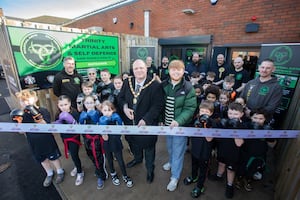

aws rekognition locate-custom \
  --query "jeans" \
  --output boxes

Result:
[166,135,187,179]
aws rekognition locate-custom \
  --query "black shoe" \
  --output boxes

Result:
[146,172,154,183]
[126,159,141,168]
[225,184,234,199]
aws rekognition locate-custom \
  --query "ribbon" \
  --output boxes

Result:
[0,122,299,138]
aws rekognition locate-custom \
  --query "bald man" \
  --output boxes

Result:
[228,57,250,93]
[118,59,164,183]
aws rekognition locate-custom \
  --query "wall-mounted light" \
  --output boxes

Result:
[129,22,134,29]
[245,16,259,33]
[113,17,118,24]
[210,0,218,5]
[182,9,195,14]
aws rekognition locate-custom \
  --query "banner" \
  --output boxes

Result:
[7,26,119,89]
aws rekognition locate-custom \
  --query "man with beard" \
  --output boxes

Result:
[186,52,208,80]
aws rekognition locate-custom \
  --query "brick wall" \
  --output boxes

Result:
[68,0,300,45]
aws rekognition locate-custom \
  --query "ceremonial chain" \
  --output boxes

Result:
[128,76,156,104]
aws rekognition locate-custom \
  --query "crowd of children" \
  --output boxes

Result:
[10,57,279,199]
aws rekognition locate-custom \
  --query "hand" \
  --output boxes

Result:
[124,107,134,120]
[169,120,179,129]
[111,113,123,125]
[87,110,100,124]
[137,119,146,127]
[234,138,244,147]
[102,134,109,141]
[10,108,24,123]
[24,105,43,122]
[58,112,76,124]
[99,116,110,125]
[79,111,88,124]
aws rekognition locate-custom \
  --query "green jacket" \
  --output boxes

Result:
[161,79,197,126]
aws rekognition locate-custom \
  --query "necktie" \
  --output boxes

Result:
[135,84,141,94]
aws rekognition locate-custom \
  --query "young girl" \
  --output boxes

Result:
[55,95,84,186]
[79,95,108,189]
[12,89,64,187]
[99,100,133,188]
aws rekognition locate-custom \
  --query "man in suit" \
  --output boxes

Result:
[118,59,164,183]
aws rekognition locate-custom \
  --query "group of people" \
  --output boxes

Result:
[10,54,282,199]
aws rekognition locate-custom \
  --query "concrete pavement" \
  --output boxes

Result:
[53,135,274,200]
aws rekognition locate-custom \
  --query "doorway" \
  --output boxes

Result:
[229,48,260,79]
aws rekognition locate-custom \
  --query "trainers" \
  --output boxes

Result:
[111,172,120,186]
[225,184,234,199]
[123,175,133,188]
[97,178,104,189]
[75,172,84,186]
[167,177,178,191]
[43,175,53,187]
[244,179,253,192]
[70,167,77,177]
[191,187,205,198]
[56,172,65,184]
[163,162,171,171]
[183,176,198,185]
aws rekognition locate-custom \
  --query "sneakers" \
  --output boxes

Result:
[70,167,77,177]
[191,187,204,198]
[56,171,65,184]
[123,175,133,188]
[167,177,178,192]
[183,176,198,185]
[97,178,104,189]
[111,172,120,186]
[225,184,234,199]
[43,175,53,187]
[163,162,171,171]
[75,172,84,186]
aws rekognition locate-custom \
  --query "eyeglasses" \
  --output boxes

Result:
[84,102,95,105]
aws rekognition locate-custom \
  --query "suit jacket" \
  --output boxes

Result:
[118,76,164,148]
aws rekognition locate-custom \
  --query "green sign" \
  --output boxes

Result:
[7,26,119,89]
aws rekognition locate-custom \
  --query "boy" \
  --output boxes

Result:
[206,71,216,83]
[96,68,115,103]
[212,102,245,199]
[77,81,100,112]
[236,109,276,192]
[183,100,215,198]
[11,89,64,187]
[222,76,237,101]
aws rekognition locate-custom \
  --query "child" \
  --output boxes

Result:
[204,85,221,119]
[206,71,216,83]
[79,95,108,189]
[183,100,215,198]
[236,109,276,192]
[213,102,246,199]
[222,76,237,101]
[218,90,230,119]
[77,81,100,112]
[190,72,201,86]
[99,100,133,187]
[55,95,84,186]
[96,68,115,103]
[12,89,64,187]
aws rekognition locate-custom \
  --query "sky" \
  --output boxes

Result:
[1,0,122,19]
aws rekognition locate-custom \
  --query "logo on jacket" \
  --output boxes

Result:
[258,86,269,95]
[21,32,62,70]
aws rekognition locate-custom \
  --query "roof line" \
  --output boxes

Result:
[62,0,138,26]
